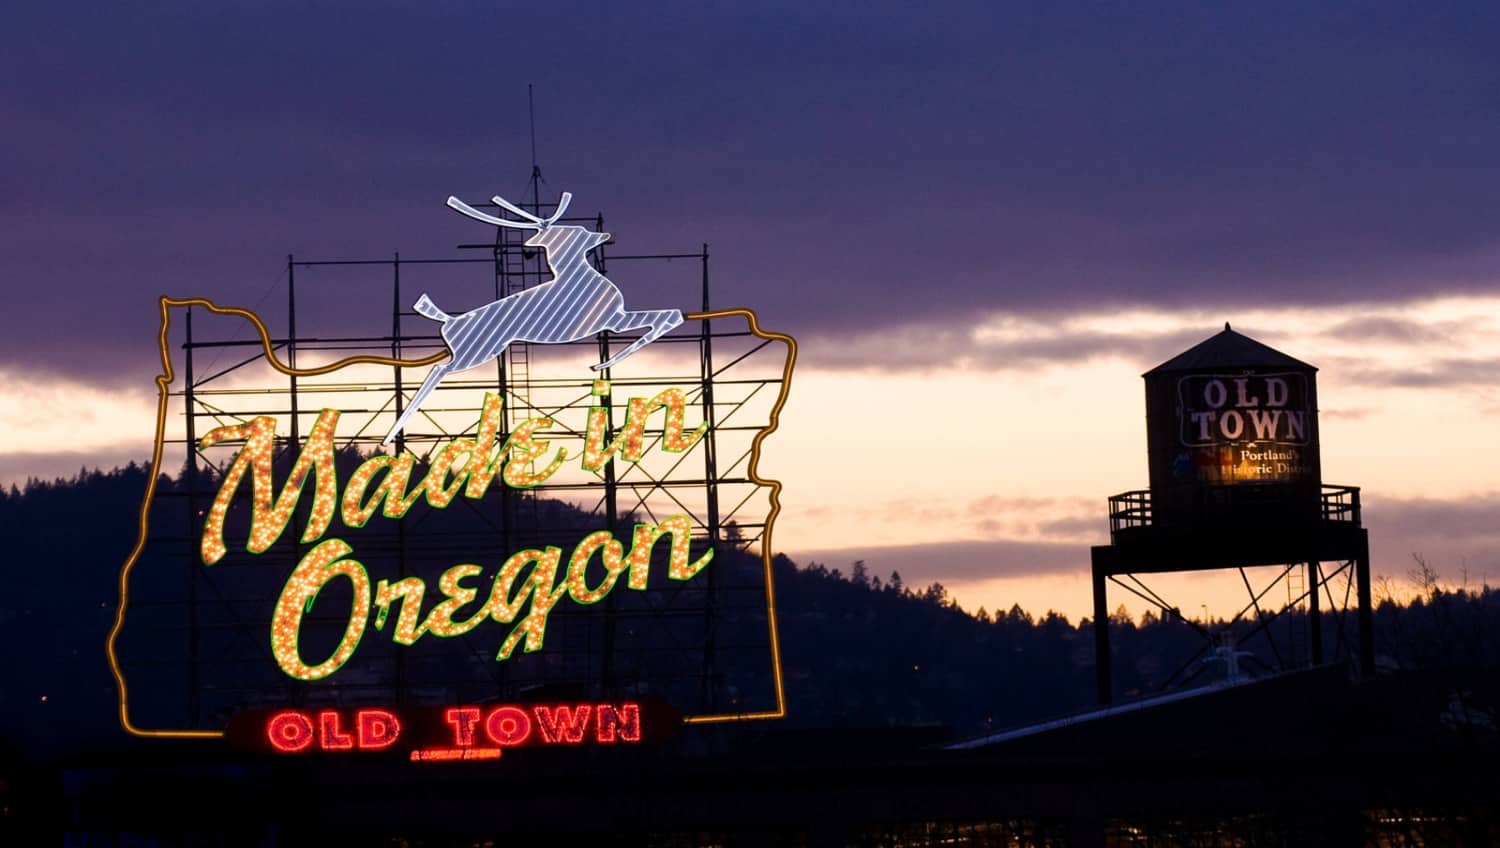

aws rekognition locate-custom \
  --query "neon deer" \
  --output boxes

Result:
[382,191,684,445]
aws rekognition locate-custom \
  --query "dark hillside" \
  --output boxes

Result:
[2,465,1497,762]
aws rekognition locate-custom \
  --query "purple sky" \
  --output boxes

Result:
[5,1,1499,385]
[5,2,1500,622]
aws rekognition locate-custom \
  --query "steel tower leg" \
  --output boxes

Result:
[1091,552,1111,705]
[1356,533,1375,677]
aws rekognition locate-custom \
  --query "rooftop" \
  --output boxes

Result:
[1144,323,1316,375]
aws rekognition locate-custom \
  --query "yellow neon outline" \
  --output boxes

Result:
[108,296,449,738]
[107,297,794,737]
[680,309,795,724]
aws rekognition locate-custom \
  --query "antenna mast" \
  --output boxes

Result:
[528,83,542,215]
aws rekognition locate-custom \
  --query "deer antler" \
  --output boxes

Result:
[446,196,538,229]
[545,191,572,224]
[491,191,574,226]
[488,194,546,224]
[486,193,546,223]
[447,191,574,230]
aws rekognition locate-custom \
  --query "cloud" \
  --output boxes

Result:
[1348,358,1500,389]
[1361,492,1500,584]
[965,495,1101,541]
[1364,493,1500,544]
[786,538,1088,583]
[1325,316,1474,345]
[1036,515,1106,540]
[1321,407,1377,421]
[834,495,1101,544]
[802,296,1500,378]
[802,319,1212,373]
[5,2,1500,385]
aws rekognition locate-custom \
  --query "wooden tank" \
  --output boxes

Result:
[1143,324,1322,531]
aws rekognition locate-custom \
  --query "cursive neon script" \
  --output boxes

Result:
[195,387,712,680]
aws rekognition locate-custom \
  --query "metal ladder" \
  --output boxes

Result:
[499,224,537,496]
[1285,564,1306,668]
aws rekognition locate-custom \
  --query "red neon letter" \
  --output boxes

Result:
[445,707,482,747]
[267,711,315,752]
[533,705,592,744]
[318,710,354,750]
[595,703,642,744]
[356,709,401,750]
[484,706,533,746]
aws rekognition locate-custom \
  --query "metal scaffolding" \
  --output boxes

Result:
[118,196,789,731]
[1090,485,1375,704]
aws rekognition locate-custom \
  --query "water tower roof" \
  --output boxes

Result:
[1144,324,1316,376]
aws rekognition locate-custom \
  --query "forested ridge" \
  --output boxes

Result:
[2,464,1496,759]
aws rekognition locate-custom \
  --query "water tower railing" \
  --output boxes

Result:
[1107,484,1361,541]
[1319,484,1361,525]
[1107,490,1152,535]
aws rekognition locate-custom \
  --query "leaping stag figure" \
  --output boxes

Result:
[383,190,684,445]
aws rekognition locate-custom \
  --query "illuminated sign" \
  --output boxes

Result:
[1174,372,1312,484]
[387,191,687,443]
[106,185,797,741]
[198,389,710,680]
[229,701,667,760]
[1178,373,1310,447]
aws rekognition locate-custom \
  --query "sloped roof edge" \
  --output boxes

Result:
[1144,323,1316,376]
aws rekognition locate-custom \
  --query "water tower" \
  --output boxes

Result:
[1090,324,1374,704]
